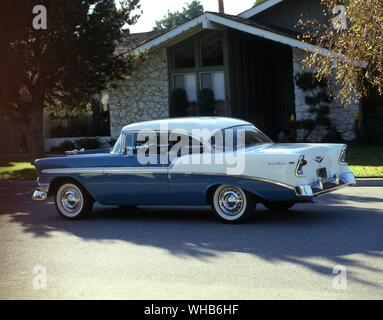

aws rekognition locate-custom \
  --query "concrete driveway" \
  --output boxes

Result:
[0,181,382,299]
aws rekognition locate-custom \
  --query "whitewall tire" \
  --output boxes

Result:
[212,185,255,223]
[55,182,93,220]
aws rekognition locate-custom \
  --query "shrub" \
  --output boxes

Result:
[198,88,216,116]
[49,124,89,138]
[170,88,188,117]
[76,138,102,150]
[49,141,76,154]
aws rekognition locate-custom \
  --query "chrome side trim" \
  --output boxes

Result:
[42,168,104,174]
[105,167,168,175]
[42,167,296,191]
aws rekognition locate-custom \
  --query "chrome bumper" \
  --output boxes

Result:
[32,190,47,201]
[296,172,356,197]
[32,182,50,201]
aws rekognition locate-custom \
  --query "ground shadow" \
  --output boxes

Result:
[1,182,383,288]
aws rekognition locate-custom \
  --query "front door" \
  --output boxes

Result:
[104,131,169,206]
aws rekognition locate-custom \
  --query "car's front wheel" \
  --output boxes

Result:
[262,201,295,211]
[55,182,93,220]
[212,185,255,223]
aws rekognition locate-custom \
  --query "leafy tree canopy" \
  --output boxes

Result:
[153,0,204,32]
[298,0,383,104]
[0,0,141,158]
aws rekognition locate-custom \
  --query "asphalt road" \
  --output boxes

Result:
[0,181,382,300]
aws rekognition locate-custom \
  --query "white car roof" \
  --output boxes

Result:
[121,117,252,135]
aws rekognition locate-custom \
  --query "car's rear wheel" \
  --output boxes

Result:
[212,185,255,223]
[262,201,295,211]
[55,182,93,220]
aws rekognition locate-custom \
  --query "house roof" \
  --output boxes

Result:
[116,31,164,55]
[123,12,338,59]
[239,0,286,19]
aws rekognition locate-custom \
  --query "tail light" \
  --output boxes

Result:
[295,155,307,177]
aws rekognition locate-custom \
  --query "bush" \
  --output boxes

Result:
[198,88,216,116]
[108,138,117,147]
[76,138,102,150]
[170,88,188,117]
[363,107,383,145]
[49,124,89,138]
[49,141,76,154]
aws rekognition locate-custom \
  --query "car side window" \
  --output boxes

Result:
[168,134,204,157]
[133,132,169,156]
[118,132,134,155]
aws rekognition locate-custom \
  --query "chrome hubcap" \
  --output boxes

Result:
[218,187,244,216]
[61,187,82,215]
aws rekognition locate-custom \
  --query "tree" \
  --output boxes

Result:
[0,0,141,159]
[298,0,383,105]
[153,0,204,32]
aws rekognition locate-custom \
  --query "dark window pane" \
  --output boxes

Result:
[201,36,223,67]
[174,75,184,89]
[174,43,195,69]
[201,73,212,89]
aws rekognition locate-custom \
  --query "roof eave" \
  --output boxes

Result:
[130,12,339,60]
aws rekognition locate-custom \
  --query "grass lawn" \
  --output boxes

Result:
[0,162,37,180]
[0,146,382,180]
[348,146,383,178]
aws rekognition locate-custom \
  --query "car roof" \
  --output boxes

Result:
[121,117,252,135]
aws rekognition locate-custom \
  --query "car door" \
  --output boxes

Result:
[104,131,170,206]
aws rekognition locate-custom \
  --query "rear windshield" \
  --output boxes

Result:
[210,125,273,150]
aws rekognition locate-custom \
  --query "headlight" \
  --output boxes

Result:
[339,146,348,165]
[295,155,307,177]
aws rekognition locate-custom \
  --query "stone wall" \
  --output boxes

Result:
[292,48,360,142]
[108,48,169,138]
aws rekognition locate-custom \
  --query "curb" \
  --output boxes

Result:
[356,179,383,187]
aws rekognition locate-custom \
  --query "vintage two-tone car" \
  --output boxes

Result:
[32,117,356,223]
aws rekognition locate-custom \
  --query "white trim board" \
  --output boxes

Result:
[239,0,285,19]
[131,12,339,60]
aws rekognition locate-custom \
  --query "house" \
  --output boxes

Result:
[108,0,360,142]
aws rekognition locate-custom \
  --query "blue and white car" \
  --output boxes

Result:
[33,117,356,223]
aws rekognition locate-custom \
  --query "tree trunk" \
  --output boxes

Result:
[28,96,45,161]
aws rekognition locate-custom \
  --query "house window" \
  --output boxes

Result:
[174,43,195,69]
[201,36,223,67]
[173,74,197,102]
[200,72,225,100]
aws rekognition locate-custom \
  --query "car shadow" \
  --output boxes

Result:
[1,182,383,288]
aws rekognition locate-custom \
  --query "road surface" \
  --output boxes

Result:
[0,181,382,299]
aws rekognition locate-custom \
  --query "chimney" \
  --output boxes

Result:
[218,0,225,13]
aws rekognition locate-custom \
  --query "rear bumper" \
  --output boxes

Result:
[295,172,356,197]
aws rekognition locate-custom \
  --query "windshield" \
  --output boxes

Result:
[111,135,122,154]
[211,125,273,150]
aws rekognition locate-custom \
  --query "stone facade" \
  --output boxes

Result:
[108,48,169,138]
[292,48,359,142]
